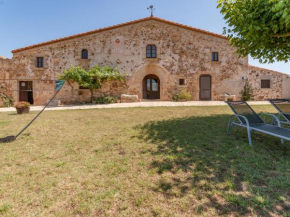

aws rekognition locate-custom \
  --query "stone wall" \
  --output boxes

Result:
[6,18,289,105]
[248,66,289,100]
[0,57,14,106]
[282,77,290,99]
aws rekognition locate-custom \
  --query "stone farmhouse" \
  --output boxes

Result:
[0,16,289,105]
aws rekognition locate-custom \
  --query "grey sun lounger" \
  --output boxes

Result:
[226,101,290,146]
[268,99,290,126]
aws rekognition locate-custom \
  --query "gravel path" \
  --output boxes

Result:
[0,101,271,113]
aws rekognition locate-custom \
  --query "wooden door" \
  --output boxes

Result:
[19,81,34,104]
[200,75,211,100]
[143,75,160,100]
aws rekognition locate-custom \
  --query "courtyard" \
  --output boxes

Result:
[0,105,289,216]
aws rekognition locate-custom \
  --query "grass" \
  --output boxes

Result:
[0,105,290,216]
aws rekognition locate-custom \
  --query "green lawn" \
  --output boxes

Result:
[0,106,289,216]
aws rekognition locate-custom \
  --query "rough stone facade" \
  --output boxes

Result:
[0,57,14,105]
[0,17,289,106]
[249,66,290,100]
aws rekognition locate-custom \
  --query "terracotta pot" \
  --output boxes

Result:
[117,99,121,103]
[16,107,30,114]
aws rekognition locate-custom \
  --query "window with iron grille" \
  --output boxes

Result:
[212,52,219,61]
[81,49,89,59]
[146,45,157,58]
[36,57,44,68]
[261,79,271,88]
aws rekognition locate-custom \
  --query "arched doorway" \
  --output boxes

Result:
[199,75,212,100]
[143,74,160,99]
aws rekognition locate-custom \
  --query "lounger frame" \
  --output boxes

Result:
[268,99,290,126]
[227,101,290,146]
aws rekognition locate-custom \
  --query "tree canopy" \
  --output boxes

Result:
[217,0,290,63]
[59,65,125,101]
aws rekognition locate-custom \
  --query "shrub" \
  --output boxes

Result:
[96,96,118,104]
[0,93,14,107]
[172,89,191,101]
[59,65,126,102]
[15,101,30,109]
[241,79,253,101]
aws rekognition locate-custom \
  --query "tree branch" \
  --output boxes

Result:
[272,32,290,38]
[67,80,74,89]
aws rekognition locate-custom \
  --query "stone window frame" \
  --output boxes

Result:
[81,49,89,59]
[178,78,186,86]
[261,79,271,89]
[260,75,272,89]
[75,47,93,60]
[36,57,44,68]
[31,54,49,70]
[146,44,157,58]
[142,41,160,60]
[211,52,219,62]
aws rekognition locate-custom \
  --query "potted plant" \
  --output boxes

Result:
[15,101,30,114]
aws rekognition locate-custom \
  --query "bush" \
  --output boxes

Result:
[0,93,14,107]
[172,89,191,101]
[96,96,118,104]
[241,80,253,101]
[15,101,30,109]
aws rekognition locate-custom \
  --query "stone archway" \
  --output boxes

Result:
[143,74,160,99]
[128,64,172,100]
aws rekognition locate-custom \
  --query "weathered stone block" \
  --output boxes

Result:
[121,94,139,103]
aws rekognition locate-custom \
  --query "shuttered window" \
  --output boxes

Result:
[211,52,219,62]
[261,80,271,88]
[36,57,44,68]
[212,52,219,61]
[146,45,157,58]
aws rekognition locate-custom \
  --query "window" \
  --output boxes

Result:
[146,45,157,58]
[36,57,44,68]
[261,79,271,88]
[212,52,219,61]
[179,79,185,85]
[81,49,89,59]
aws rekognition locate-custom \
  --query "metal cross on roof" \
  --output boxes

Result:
[147,5,155,17]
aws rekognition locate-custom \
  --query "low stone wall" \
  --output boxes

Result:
[56,81,128,105]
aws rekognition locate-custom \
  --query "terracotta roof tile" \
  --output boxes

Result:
[11,16,227,53]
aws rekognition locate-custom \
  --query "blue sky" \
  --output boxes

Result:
[0,0,289,74]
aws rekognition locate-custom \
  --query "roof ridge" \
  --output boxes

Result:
[11,16,227,53]
[249,65,289,76]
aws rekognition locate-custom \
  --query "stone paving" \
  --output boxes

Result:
[0,101,270,113]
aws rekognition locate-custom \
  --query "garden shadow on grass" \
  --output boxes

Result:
[136,114,290,216]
